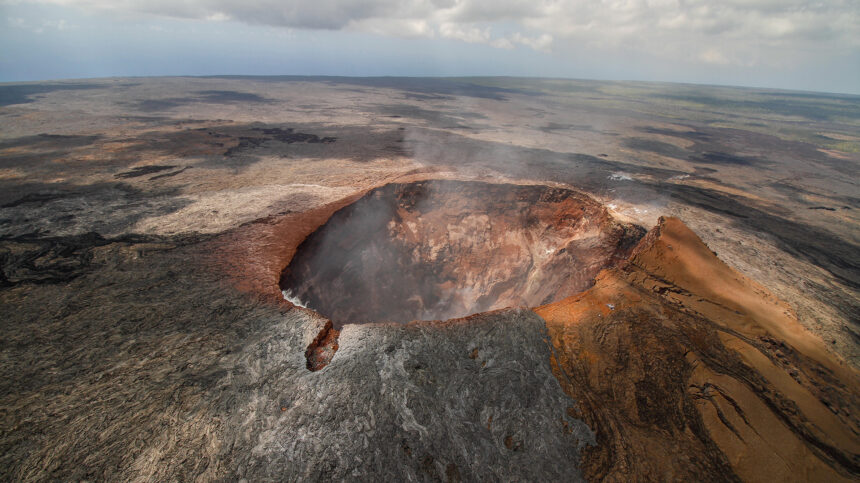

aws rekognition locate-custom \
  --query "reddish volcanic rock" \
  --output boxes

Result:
[280,180,644,327]
[536,217,860,482]
[208,191,368,304]
[305,320,340,371]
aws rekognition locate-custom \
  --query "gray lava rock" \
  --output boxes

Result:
[0,242,592,481]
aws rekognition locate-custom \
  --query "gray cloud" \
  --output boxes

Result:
[15,0,860,65]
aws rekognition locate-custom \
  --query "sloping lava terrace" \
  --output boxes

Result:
[280,180,644,328]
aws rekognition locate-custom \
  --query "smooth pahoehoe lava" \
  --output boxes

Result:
[279,180,645,328]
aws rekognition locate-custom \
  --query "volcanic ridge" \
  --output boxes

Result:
[267,179,859,480]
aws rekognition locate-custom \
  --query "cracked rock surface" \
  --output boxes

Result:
[0,239,592,481]
[1,76,858,481]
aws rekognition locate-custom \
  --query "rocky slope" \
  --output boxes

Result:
[217,179,860,481]
[0,230,594,481]
[537,217,859,481]
[1,77,858,481]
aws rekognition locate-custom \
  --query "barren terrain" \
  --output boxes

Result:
[1,76,858,481]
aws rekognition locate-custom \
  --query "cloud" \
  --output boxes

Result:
[438,22,491,44]
[510,32,552,52]
[6,14,75,32]
[353,17,434,38]
[7,0,860,62]
[699,48,730,65]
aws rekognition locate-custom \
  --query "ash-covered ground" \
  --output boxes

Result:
[1,77,858,481]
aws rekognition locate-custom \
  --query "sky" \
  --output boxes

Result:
[1,0,859,94]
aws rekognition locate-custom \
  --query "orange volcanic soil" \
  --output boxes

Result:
[536,217,860,481]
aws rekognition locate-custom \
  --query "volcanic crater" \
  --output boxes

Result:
[279,180,645,330]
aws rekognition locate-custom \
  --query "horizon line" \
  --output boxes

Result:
[1,74,859,98]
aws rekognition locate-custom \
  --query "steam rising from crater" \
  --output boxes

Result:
[280,180,644,328]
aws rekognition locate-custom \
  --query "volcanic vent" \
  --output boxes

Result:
[280,180,644,328]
